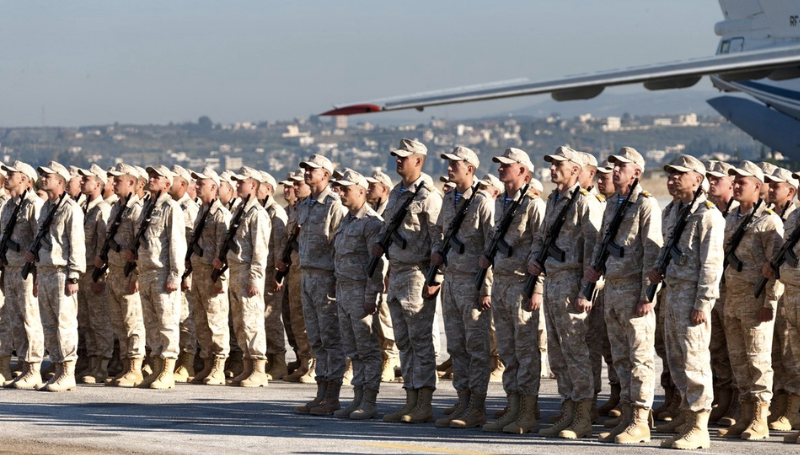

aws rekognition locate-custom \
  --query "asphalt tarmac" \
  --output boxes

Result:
[1,363,797,455]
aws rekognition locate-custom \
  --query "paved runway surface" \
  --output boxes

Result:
[1,365,797,455]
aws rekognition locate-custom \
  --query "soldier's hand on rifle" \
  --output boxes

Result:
[527,293,542,312]
[165,281,178,292]
[181,278,190,292]
[213,281,224,295]
[276,260,288,272]
[422,283,440,299]
[272,279,282,292]
[691,309,706,326]
[762,262,776,279]
[129,278,138,294]
[584,266,601,283]
[125,249,136,262]
[431,251,444,266]
[575,296,592,313]
[91,282,104,294]
[478,295,491,311]
[758,307,774,323]
[65,281,78,296]
[371,243,384,258]
[635,299,653,317]
[32,282,38,298]
[648,268,663,285]
[246,284,259,297]
[527,260,542,277]
[478,255,491,269]
[212,257,224,270]
[24,251,35,263]
[94,255,105,269]
[363,296,378,316]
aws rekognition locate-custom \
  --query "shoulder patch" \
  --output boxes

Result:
[596,194,606,202]
[580,189,590,195]
[705,201,716,209]
[641,191,652,197]
[766,208,774,215]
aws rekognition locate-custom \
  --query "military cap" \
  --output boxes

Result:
[664,155,706,176]
[706,161,735,179]
[544,145,583,167]
[78,164,108,185]
[391,138,427,157]
[765,167,799,190]
[171,165,192,184]
[365,170,393,189]
[146,165,175,186]
[728,160,764,183]
[299,154,334,174]
[232,166,265,183]
[1,160,37,182]
[38,161,71,182]
[441,146,480,168]
[478,173,503,193]
[333,169,368,190]
[608,146,645,172]
[260,171,277,189]
[493,148,534,172]
[191,166,221,187]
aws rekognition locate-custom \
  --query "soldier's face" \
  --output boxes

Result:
[578,166,595,189]
[447,160,471,185]
[148,174,170,193]
[81,175,101,195]
[236,178,258,196]
[733,176,760,202]
[40,173,63,193]
[5,172,24,192]
[612,162,640,189]
[283,184,296,202]
[304,167,327,186]
[549,160,577,185]
[113,175,135,197]
[768,181,794,205]
[218,181,234,201]
[707,175,732,198]
[498,162,525,184]
[256,181,269,200]
[197,178,217,203]
[339,185,364,209]
[294,180,311,198]
[596,172,611,195]
[68,176,82,197]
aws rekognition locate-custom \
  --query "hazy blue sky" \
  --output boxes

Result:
[0,1,724,127]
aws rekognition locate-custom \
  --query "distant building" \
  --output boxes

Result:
[224,156,243,171]
[334,116,348,129]
[603,117,621,131]
[678,113,699,126]
[653,118,672,127]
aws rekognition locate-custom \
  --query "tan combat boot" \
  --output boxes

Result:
[298,358,316,384]
[150,358,177,389]
[296,380,328,414]
[116,358,144,388]
[719,400,753,437]
[670,410,711,449]
[655,409,687,433]
[598,384,622,417]
[173,351,195,383]
[283,355,309,382]
[191,358,214,384]
[769,392,788,424]
[402,387,434,423]
[383,388,418,422]
[598,402,632,442]
[559,400,593,439]
[342,358,353,386]
[137,357,164,388]
[45,360,77,392]
[0,355,12,385]
[436,390,471,427]
[483,394,520,432]
[82,358,109,384]
[36,363,63,390]
[503,394,538,434]
[540,399,576,437]
[240,359,268,387]
[12,362,42,390]
[228,358,253,386]
[204,357,227,385]
[450,392,486,428]
[709,385,733,424]
[334,386,364,418]
[615,405,651,444]
[266,353,288,380]
[107,357,128,384]
[741,401,770,440]
[381,357,399,383]
[351,387,378,420]
[770,393,800,431]
[310,381,342,416]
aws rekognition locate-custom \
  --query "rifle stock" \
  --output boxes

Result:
[275,225,300,284]
[211,194,252,283]
[367,184,423,278]
[425,184,479,286]
[22,192,68,280]
[123,191,162,278]
[92,193,131,283]
[474,184,529,290]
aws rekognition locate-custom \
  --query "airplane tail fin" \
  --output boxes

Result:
[716,0,800,43]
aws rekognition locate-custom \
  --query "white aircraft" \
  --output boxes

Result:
[322,0,800,159]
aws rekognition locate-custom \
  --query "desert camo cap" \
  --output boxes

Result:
[493,147,534,172]
[78,164,108,185]
[391,138,427,157]
[299,154,334,174]
[728,160,764,183]
[365,170,393,189]
[544,145,583,167]
[2,160,37,182]
[146,165,175,186]
[664,154,706,176]
[765,167,799,189]
[38,161,71,182]
[333,168,368,190]
[191,166,221,187]
[441,146,480,168]
[608,146,646,172]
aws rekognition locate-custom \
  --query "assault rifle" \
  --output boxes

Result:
[580,178,640,300]
[723,198,763,277]
[211,194,251,283]
[22,191,68,280]
[366,184,423,278]
[523,185,581,298]
[425,184,479,286]
[644,185,703,302]
[755,214,800,298]
[92,192,131,282]
[275,225,300,284]
[721,196,734,218]
[0,189,27,266]
[123,191,162,277]
[181,201,214,281]
[474,184,529,290]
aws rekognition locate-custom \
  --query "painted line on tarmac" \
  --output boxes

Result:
[361,442,501,455]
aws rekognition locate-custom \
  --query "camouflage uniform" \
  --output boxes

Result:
[136,192,186,360]
[189,199,231,359]
[0,190,43,362]
[285,202,311,361]
[227,196,270,360]
[772,204,795,396]
[78,195,113,360]
[382,176,442,390]
[262,196,287,358]
[37,195,86,363]
[490,187,545,395]
[710,200,738,392]
[593,185,662,408]
[655,199,679,392]
[662,195,725,411]
[531,183,602,402]
[435,186,495,394]
[582,186,609,397]
[296,186,346,382]
[334,203,384,390]
[723,203,783,404]
[176,193,199,358]
[106,195,146,359]
[780,209,800,398]
[372,199,399,366]
[0,191,12,359]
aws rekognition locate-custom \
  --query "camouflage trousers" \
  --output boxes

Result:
[0,286,9,357]
[387,264,437,390]
[78,268,114,359]
[178,288,197,355]
[3,266,43,362]
[287,264,311,359]
[38,267,79,363]
[538,302,547,356]
[492,274,540,396]
[604,276,656,408]
[772,301,788,392]
[586,287,616,395]
[337,280,381,390]
[264,284,286,356]
[664,279,714,411]
[189,263,230,359]
[783,285,800,396]
[301,269,344,382]
[139,270,181,359]
[376,292,399,360]
[724,287,774,403]
[544,270,594,402]
[229,265,267,360]
[442,272,491,394]
[106,267,146,359]
[710,285,734,389]
[655,285,673,390]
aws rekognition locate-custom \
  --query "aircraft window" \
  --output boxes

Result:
[720,40,730,54]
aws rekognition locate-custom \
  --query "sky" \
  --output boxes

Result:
[0,0,725,127]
